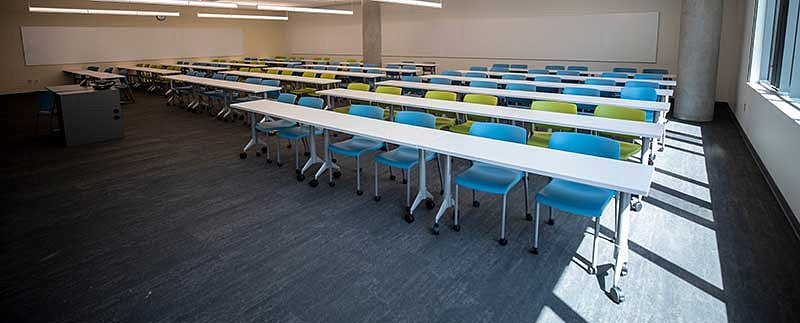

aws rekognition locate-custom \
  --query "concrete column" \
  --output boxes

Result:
[674,0,723,122]
[362,0,382,67]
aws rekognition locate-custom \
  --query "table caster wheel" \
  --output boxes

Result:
[529,247,539,254]
[610,287,625,304]
[265,159,273,164]
[356,190,363,196]
[239,152,247,159]
[295,169,301,175]
[658,147,664,152]
[648,159,654,166]
[431,223,440,235]
[332,158,338,163]
[425,198,435,210]
[546,219,555,225]
[630,201,642,212]
[588,266,597,275]
[333,171,342,179]
[621,265,629,277]
[472,200,480,208]
[374,196,381,202]
[277,162,283,167]
[389,175,396,180]
[328,181,336,187]
[309,179,319,187]
[498,238,508,246]
[287,144,292,149]
[451,224,461,232]
[296,174,305,182]
[404,213,415,223]
[525,213,533,221]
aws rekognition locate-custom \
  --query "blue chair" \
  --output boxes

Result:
[373,111,442,210]
[257,93,299,164]
[275,97,326,175]
[613,67,637,73]
[601,72,629,79]
[465,72,489,78]
[87,66,99,71]
[505,83,536,108]
[546,65,565,70]
[621,87,658,122]
[326,66,339,71]
[531,132,620,276]
[313,66,325,71]
[401,75,423,96]
[490,66,510,73]
[199,73,227,104]
[557,70,581,76]
[634,73,664,80]
[625,80,660,89]
[349,68,364,73]
[401,75,421,82]
[33,91,56,135]
[453,122,530,245]
[430,77,453,85]
[563,87,601,113]
[442,70,462,76]
[470,80,497,89]
[528,69,549,75]
[469,66,488,71]
[642,68,669,75]
[501,74,526,80]
[534,76,561,93]
[262,79,281,99]
[233,77,264,102]
[329,105,386,195]
[492,63,510,69]
[387,64,401,69]
[510,64,528,70]
[567,66,588,71]
[103,67,114,73]
[585,79,618,98]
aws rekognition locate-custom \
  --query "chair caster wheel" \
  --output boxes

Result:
[648,159,654,166]
[309,179,319,187]
[389,175,396,180]
[239,152,247,159]
[630,201,642,212]
[440,189,444,195]
[333,171,342,179]
[546,219,555,225]
[261,146,268,154]
[296,174,305,182]
[256,152,261,157]
[277,162,283,167]
[425,199,435,210]
[621,265,629,277]
[472,200,480,208]
[498,238,508,246]
[402,179,408,184]
[333,133,338,137]
[267,132,276,137]
[295,169,302,175]
[266,159,273,164]
[374,196,381,202]
[328,181,336,187]
[431,223,440,235]
[404,213,415,223]
[610,287,625,304]
[304,152,311,157]
[332,158,338,163]
[451,224,461,232]
[525,213,533,221]
[658,147,664,152]
[588,266,597,275]
[287,144,292,149]
[529,247,539,254]
[356,190,363,196]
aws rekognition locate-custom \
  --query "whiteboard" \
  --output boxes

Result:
[382,12,660,63]
[21,26,244,66]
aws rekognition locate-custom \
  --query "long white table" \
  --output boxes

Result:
[194,61,268,69]
[231,98,651,303]
[302,64,423,75]
[506,68,678,80]
[63,69,125,80]
[386,62,438,74]
[376,80,671,113]
[220,70,341,89]
[268,67,386,79]
[456,70,678,87]
[421,75,674,99]
[166,64,229,72]
[117,66,182,75]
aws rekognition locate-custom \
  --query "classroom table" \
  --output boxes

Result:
[63,69,125,80]
[506,68,678,80]
[231,98,652,304]
[220,70,341,90]
[268,67,386,79]
[166,64,229,72]
[421,74,674,100]
[194,61,269,69]
[302,64,423,75]
[318,88,664,165]
[455,70,678,87]
[386,62,438,74]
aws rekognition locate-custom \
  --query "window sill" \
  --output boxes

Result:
[747,82,800,125]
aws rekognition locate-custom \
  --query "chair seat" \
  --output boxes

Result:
[276,125,322,140]
[645,111,656,123]
[527,131,552,148]
[290,88,317,96]
[455,162,524,195]
[434,116,456,130]
[329,136,383,157]
[333,106,351,114]
[619,141,642,160]
[535,179,616,218]
[375,146,436,169]
[256,119,296,132]
[449,121,474,135]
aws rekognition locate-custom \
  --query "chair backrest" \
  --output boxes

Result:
[557,70,581,76]
[625,81,660,89]
[249,68,262,73]
[528,69,549,74]
[469,122,527,145]
[545,65,565,70]
[225,75,238,81]
[593,105,646,140]
[548,132,620,160]
[326,66,339,71]
[563,87,601,97]
[401,75,422,82]
[321,73,336,79]
[534,76,561,83]
[492,63,510,68]
[510,64,528,69]
[87,66,99,71]
[634,73,664,80]
[506,83,536,92]
[621,87,658,101]
[239,67,249,72]
[195,72,207,78]
[298,96,325,109]
[103,67,114,73]
[601,72,629,79]
[531,101,578,132]
[585,78,617,86]
[395,111,436,129]
[469,66,488,71]
[613,67,637,73]
[302,72,317,78]
[424,91,457,101]
[349,68,364,73]
[465,72,488,78]
[642,68,669,75]
[38,91,56,112]
[490,66,509,72]
[387,64,401,69]
[268,69,280,74]
[212,73,225,80]
[442,70,462,76]
[470,81,498,89]
[277,93,297,104]
[463,94,498,105]
[280,70,294,75]
[375,86,402,95]
[349,105,385,119]
[501,74,526,80]
[567,66,588,71]
[313,66,326,70]
[402,65,417,70]
[366,69,382,74]
[262,79,280,87]
[347,83,370,91]
[430,77,453,85]
[244,77,261,84]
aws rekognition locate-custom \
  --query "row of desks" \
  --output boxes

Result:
[506,68,677,79]
[456,70,677,87]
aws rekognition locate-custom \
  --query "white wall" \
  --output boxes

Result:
[734,0,800,222]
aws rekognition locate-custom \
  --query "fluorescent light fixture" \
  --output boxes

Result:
[91,0,238,8]
[372,0,442,8]
[29,6,180,16]
[197,12,288,20]
[257,5,353,15]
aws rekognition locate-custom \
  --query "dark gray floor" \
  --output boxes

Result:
[2,91,799,322]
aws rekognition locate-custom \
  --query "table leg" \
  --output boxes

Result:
[240,111,260,159]
[301,126,325,174]
[611,191,632,304]
[432,155,454,235]
[311,129,341,185]
[407,149,434,223]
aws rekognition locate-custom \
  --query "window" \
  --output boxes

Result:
[757,0,800,100]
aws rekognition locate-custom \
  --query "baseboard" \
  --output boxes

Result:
[720,102,800,241]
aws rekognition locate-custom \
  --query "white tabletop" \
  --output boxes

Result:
[220,70,341,85]
[194,61,268,68]
[386,62,438,67]
[302,64,422,74]
[165,64,229,72]
[317,89,664,139]
[117,66,182,75]
[421,75,674,97]
[505,68,677,79]
[268,67,386,79]
[63,69,125,80]
[376,80,671,112]
[164,74,281,93]
[455,70,677,87]
[232,99,653,196]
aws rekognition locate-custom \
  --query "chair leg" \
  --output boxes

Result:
[263,136,272,165]
[523,173,531,221]
[276,140,282,167]
[454,185,460,226]
[435,155,443,194]
[472,189,479,208]
[356,156,362,195]
[590,216,600,275]
[294,140,300,172]
[406,167,411,209]
[499,194,508,245]
[531,202,540,254]
[374,161,380,201]
[547,205,555,225]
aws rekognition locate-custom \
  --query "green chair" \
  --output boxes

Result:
[267,69,280,75]
[290,72,320,96]
[527,101,578,148]
[374,86,402,120]
[249,68,263,73]
[423,91,458,130]
[593,105,645,160]
[239,67,249,72]
[280,70,294,76]
[449,94,498,135]
[333,83,371,113]
[309,73,337,97]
